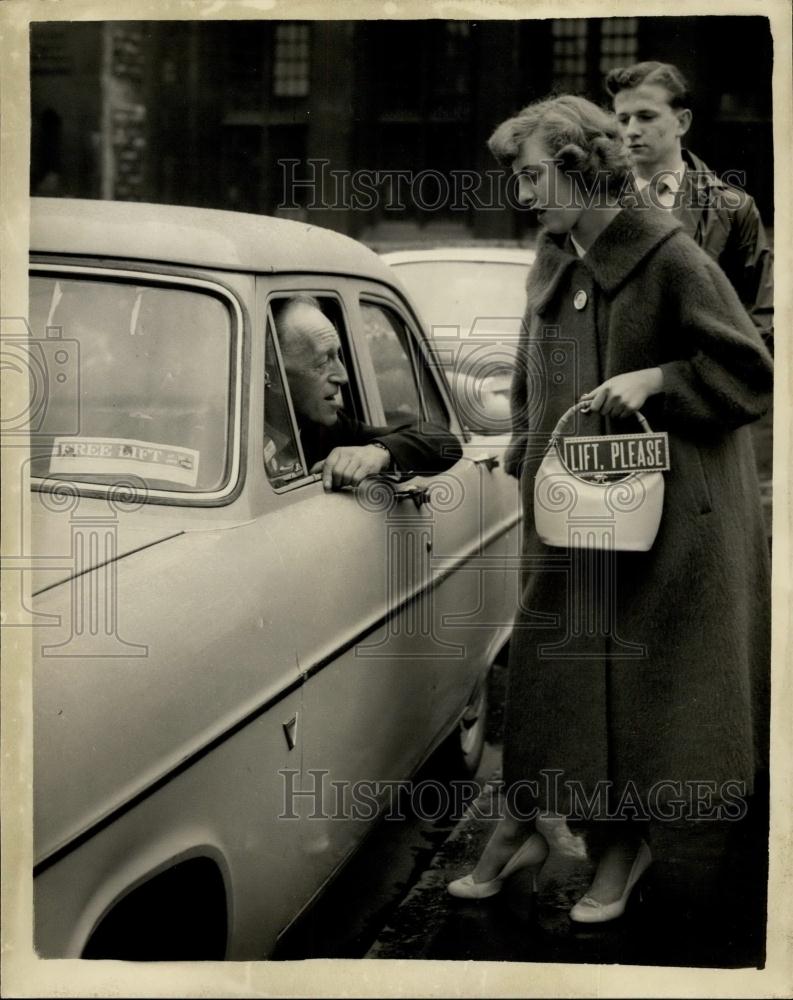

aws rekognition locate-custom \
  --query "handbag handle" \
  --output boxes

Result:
[549,400,654,446]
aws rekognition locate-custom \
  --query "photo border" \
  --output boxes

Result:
[2,0,791,996]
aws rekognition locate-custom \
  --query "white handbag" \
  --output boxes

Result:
[534,401,668,551]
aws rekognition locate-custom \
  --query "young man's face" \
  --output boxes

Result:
[512,133,584,235]
[613,82,690,172]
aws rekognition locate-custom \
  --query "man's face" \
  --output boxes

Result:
[512,134,584,235]
[280,304,348,427]
[613,83,690,171]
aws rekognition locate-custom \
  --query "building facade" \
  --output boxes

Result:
[31,17,774,245]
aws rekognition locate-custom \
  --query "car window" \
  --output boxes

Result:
[360,300,449,429]
[28,273,236,495]
[264,293,360,487]
[263,321,306,487]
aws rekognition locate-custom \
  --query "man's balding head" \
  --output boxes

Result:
[275,297,348,427]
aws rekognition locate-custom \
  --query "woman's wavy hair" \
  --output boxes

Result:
[487,94,632,197]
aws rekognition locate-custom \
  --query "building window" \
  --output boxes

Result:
[272,22,310,97]
[551,18,639,95]
[552,20,588,93]
[599,17,638,74]
[431,21,472,104]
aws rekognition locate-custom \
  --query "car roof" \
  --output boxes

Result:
[381,246,535,266]
[30,198,397,282]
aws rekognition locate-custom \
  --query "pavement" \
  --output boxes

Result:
[365,771,769,968]
[366,665,769,969]
[275,658,770,966]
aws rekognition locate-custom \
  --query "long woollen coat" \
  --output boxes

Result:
[502,207,773,816]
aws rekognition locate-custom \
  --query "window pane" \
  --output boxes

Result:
[362,302,422,425]
[599,17,638,73]
[273,22,310,97]
[552,19,588,92]
[263,320,306,486]
[28,275,234,493]
[361,301,448,429]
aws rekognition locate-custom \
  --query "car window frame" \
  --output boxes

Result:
[28,262,246,507]
[355,289,458,434]
[261,285,373,496]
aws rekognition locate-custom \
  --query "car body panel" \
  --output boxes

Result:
[381,247,536,266]
[30,200,522,959]
[33,511,301,867]
[30,501,186,596]
[31,198,397,282]
[34,684,307,958]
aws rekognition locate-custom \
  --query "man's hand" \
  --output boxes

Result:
[581,368,664,419]
[310,444,392,491]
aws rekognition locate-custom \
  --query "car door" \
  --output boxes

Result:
[348,287,517,757]
[256,278,451,899]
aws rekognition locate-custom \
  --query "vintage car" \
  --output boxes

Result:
[26,199,522,960]
[382,246,536,435]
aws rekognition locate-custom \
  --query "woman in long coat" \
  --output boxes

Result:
[447,94,772,922]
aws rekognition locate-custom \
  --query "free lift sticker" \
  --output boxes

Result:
[50,437,200,487]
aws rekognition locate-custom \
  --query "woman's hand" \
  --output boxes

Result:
[581,368,664,418]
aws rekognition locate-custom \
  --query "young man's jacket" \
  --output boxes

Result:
[639,148,773,349]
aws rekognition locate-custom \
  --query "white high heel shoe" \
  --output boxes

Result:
[569,839,652,923]
[447,833,549,899]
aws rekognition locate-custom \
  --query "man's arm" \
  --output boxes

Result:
[361,420,463,476]
[312,415,463,490]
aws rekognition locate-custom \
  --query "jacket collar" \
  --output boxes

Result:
[681,148,727,191]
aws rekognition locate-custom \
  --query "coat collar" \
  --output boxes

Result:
[528,207,683,311]
[579,207,682,296]
[525,234,575,316]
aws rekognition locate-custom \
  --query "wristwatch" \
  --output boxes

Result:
[370,440,392,470]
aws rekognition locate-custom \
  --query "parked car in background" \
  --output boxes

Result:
[382,247,535,436]
[27,199,522,960]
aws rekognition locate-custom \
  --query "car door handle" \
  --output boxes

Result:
[472,455,500,472]
[393,485,432,509]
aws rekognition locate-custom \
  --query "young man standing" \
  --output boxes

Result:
[606,61,773,348]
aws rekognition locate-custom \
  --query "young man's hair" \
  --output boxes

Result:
[604,61,690,109]
[487,94,632,196]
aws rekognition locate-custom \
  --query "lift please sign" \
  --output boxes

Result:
[562,432,670,476]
